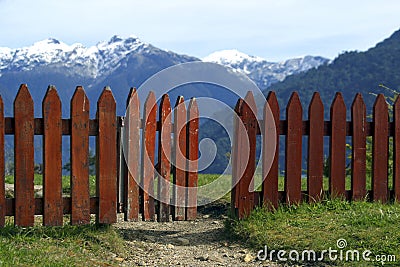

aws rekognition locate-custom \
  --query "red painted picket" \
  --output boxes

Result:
[173,96,187,221]
[262,92,280,210]
[372,94,389,202]
[141,92,157,221]
[329,92,347,198]
[351,94,367,200]
[70,86,91,225]
[123,88,140,221]
[232,90,400,219]
[157,94,172,222]
[307,92,324,202]
[186,98,199,220]
[96,87,117,224]
[42,86,63,226]
[14,84,35,227]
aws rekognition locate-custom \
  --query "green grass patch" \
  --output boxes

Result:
[5,174,97,196]
[227,199,400,266]
[0,222,127,266]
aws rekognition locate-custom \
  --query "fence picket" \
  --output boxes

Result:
[262,92,279,209]
[14,84,35,227]
[372,94,389,202]
[141,92,157,221]
[186,98,199,220]
[124,88,140,221]
[96,87,117,224]
[231,99,244,215]
[329,92,346,197]
[307,92,324,202]
[285,92,303,204]
[351,94,367,200]
[42,86,63,226]
[236,92,257,218]
[157,94,172,222]
[70,86,90,225]
[394,95,400,201]
[0,96,4,227]
[173,96,187,220]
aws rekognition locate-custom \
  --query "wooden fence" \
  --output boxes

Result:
[0,84,198,227]
[232,91,400,219]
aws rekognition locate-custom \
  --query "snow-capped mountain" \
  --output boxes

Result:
[0,36,329,117]
[203,49,329,89]
[0,35,156,78]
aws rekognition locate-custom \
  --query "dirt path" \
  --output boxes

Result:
[113,201,280,267]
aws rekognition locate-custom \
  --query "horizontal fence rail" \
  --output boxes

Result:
[0,84,199,227]
[232,91,400,219]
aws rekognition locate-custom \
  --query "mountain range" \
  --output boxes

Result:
[0,36,328,116]
[2,29,399,173]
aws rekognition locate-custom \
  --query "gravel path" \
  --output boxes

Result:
[113,201,281,267]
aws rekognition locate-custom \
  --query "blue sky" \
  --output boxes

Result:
[0,0,399,61]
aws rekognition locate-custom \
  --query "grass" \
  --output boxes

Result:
[5,174,98,196]
[227,199,400,266]
[0,222,127,266]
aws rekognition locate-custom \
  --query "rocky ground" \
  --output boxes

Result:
[113,201,282,267]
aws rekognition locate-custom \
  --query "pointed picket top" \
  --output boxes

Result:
[14,84,33,106]
[309,92,323,116]
[97,86,116,116]
[98,86,115,104]
[43,85,61,110]
[244,91,257,118]
[144,91,157,117]
[43,85,60,98]
[234,98,244,115]
[330,92,346,115]
[373,93,388,113]
[159,94,171,117]
[188,97,199,117]
[266,91,279,113]
[395,94,400,111]
[286,91,303,115]
[351,93,365,110]
[71,86,89,112]
[126,87,138,107]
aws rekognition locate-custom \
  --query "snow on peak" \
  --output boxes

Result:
[203,49,265,65]
[0,35,149,77]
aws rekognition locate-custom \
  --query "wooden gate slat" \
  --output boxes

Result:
[157,94,172,222]
[351,93,367,200]
[285,92,303,204]
[173,96,187,221]
[231,99,244,215]
[96,87,117,224]
[0,96,5,227]
[307,92,324,202]
[70,86,90,225]
[43,86,63,226]
[14,84,35,227]
[372,94,389,202]
[236,92,257,218]
[262,92,279,209]
[394,95,400,201]
[141,91,157,221]
[124,88,140,221]
[329,92,346,198]
[186,98,199,220]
